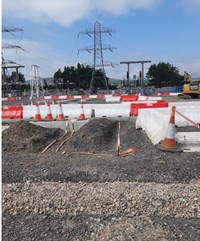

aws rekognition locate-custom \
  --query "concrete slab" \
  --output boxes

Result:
[30,119,89,132]
[2,125,10,132]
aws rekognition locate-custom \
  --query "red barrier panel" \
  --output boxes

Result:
[2,105,23,119]
[120,94,138,102]
[81,95,90,99]
[66,95,74,99]
[97,94,105,99]
[130,101,168,116]
[51,95,59,100]
[161,92,170,96]
[7,97,17,101]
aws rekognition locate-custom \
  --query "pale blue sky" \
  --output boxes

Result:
[2,0,200,80]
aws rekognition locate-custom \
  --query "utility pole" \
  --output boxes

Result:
[30,64,44,100]
[78,21,116,93]
[120,60,151,93]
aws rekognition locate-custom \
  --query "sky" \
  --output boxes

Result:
[1,0,200,81]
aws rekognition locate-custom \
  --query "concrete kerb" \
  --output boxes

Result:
[176,132,200,152]
[30,119,89,132]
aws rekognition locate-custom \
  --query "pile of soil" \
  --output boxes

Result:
[1,118,141,156]
[2,120,64,153]
[66,118,119,153]
[59,118,150,155]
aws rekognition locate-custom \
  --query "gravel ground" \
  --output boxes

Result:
[2,118,200,240]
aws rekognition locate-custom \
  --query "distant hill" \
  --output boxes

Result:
[108,78,122,85]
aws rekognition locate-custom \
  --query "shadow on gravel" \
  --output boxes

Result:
[2,212,199,241]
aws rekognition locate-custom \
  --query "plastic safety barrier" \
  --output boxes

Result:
[95,104,130,117]
[96,94,105,99]
[160,92,170,96]
[137,96,162,101]
[130,101,168,116]
[51,95,59,100]
[120,94,138,102]
[2,97,21,101]
[2,105,23,119]
[136,105,200,145]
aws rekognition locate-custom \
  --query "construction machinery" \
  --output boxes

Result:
[182,71,200,98]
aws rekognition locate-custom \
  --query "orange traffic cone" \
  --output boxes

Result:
[57,102,65,121]
[46,102,53,121]
[79,101,86,120]
[157,106,182,152]
[34,102,42,121]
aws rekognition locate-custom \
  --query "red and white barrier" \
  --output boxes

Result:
[2,97,22,102]
[2,105,23,119]
[130,100,168,116]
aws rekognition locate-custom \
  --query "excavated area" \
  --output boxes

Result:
[2,118,200,241]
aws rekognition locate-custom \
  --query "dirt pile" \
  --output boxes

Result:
[53,118,142,155]
[2,118,141,155]
[2,120,64,153]
[67,118,119,153]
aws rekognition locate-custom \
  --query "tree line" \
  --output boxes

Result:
[53,63,109,91]
[2,62,184,92]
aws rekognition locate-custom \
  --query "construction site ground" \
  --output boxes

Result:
[2,96,200,241]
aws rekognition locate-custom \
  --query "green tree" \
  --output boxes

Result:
[53,69,62,87]
[9,71,25,83]
[52,63,109,90]
[147,62,183,87]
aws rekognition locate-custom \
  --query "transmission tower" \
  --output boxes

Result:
[78,21,116,93]
[2,27,25,95]
[30,64,44,100]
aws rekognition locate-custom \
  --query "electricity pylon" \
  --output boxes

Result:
[78,21,116,93]
[30,64,44,100]
[2,27,25,86]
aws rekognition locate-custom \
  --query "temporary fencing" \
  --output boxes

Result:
[2,105,23,119]
[120,94,138,102]
[2,97,22,102]
[136,104,200,146]
[130,100,168,116]
[2,100,169,120]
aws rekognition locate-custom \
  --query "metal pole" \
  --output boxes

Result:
[127,63,130,91]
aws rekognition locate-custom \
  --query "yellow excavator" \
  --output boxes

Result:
[182,71,200,98]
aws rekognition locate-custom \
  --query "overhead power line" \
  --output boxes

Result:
[2,27,23,33]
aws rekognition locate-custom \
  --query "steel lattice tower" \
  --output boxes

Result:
[30,64,44,99]
[78,21,116,93]
[2,27,24,86]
